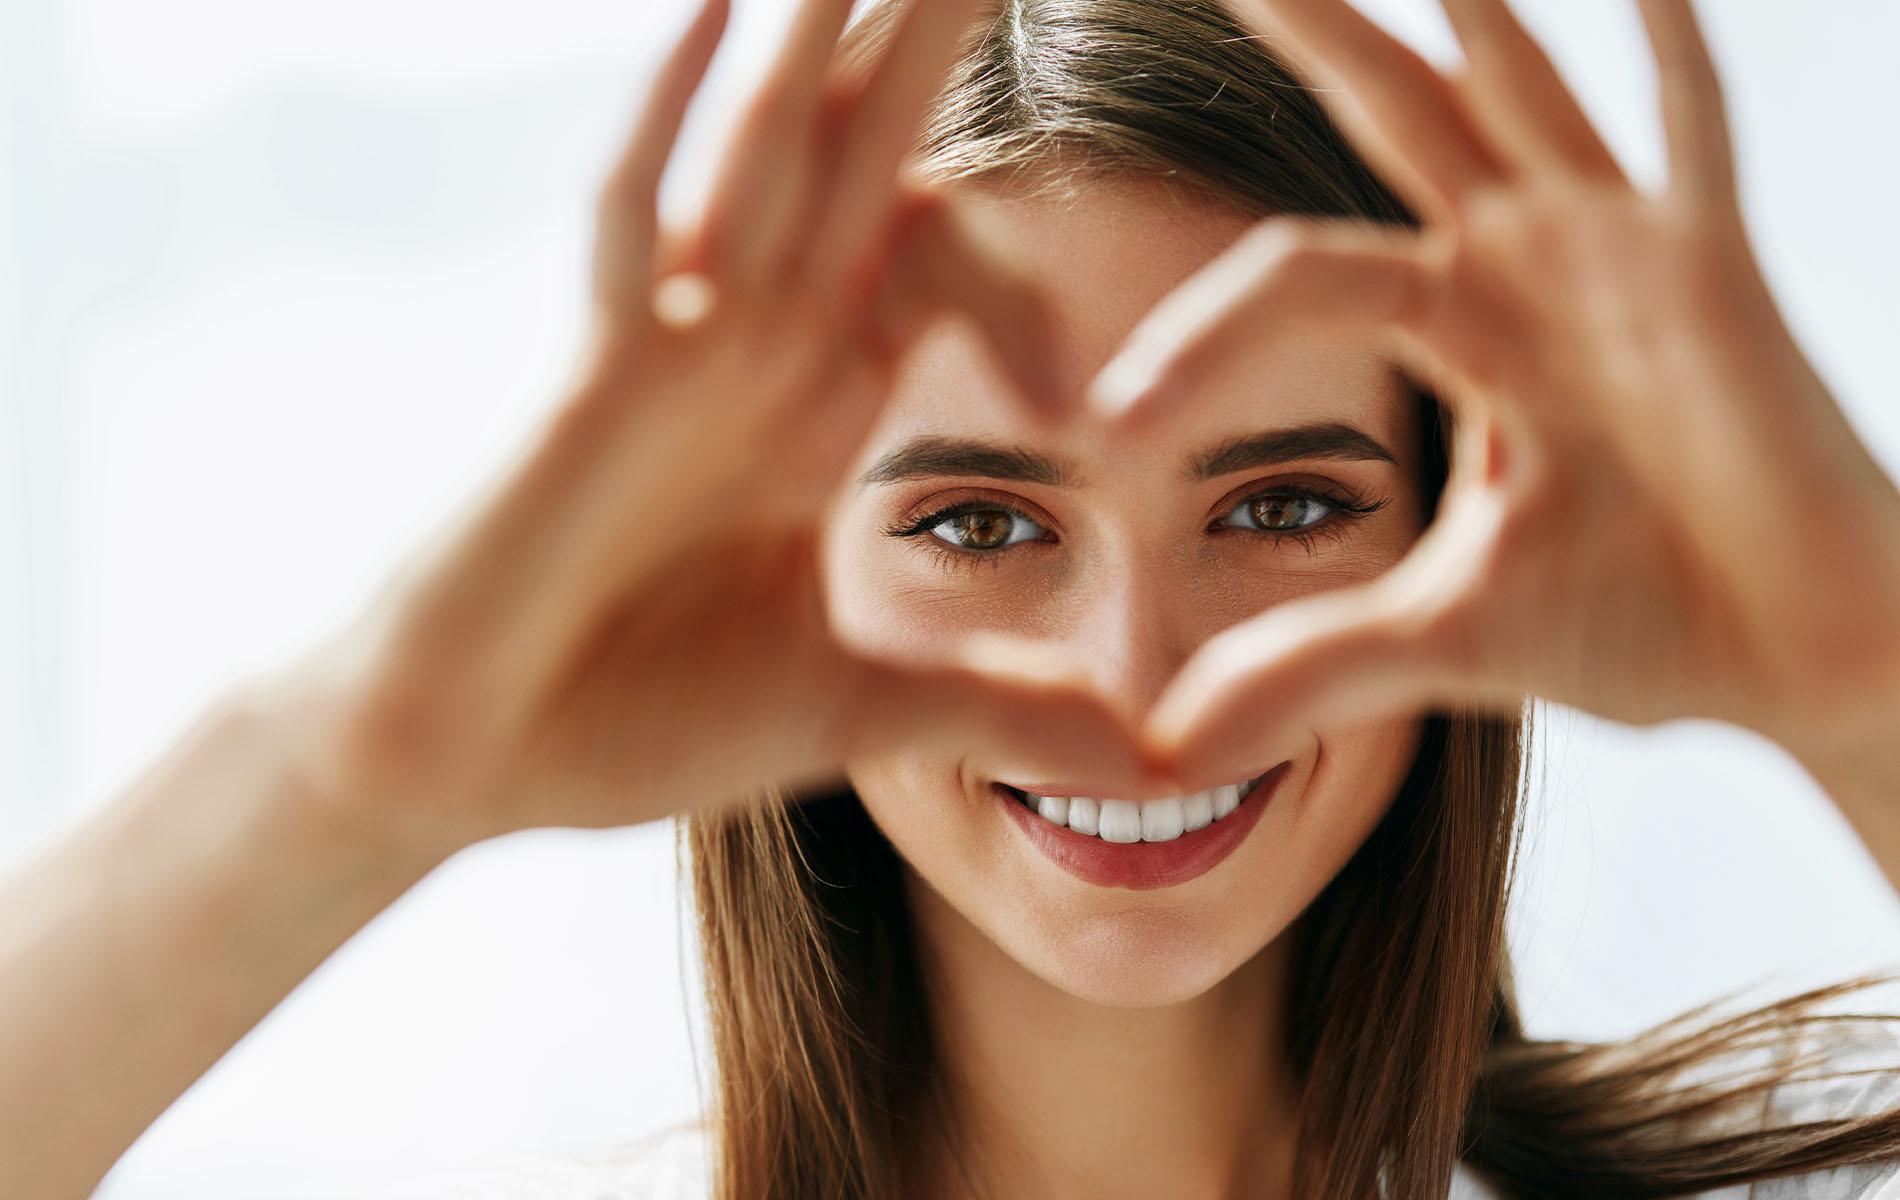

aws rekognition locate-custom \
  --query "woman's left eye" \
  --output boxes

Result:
[1216,490,1337,534]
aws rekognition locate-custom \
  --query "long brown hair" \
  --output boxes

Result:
[684,2,1900,1196]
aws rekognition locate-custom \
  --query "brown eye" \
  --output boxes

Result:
[929,509,1044,551]
[1221,492,1330,533]
[1257,496,1315,530]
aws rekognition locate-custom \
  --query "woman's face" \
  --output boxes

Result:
[823,177,1429,1008]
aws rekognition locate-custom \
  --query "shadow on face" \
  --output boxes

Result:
[823,177,1431,1008]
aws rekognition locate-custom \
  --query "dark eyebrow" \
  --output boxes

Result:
[1188,422,1399,481]
[858,436,1080,488]
[856,421,1398,490]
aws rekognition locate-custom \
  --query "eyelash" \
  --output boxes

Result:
[882,486,1391,572]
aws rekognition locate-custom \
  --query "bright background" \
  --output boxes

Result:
[2,0,1898,1195]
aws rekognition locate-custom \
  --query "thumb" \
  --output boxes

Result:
[1146,581,1463,793]
[845,633,1171,800]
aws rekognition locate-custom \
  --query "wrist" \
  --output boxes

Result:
[1784,701,1900,900]
[219,668,480,875]
[1778,684,1900,838]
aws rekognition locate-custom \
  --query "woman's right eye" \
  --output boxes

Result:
[926,508,1047,552]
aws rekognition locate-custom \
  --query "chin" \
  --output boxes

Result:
[1002,909,1271,1008]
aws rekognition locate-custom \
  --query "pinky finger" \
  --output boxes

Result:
[591,0,731,315]
[1636,0,1738,215]
[1088,218,1431,428]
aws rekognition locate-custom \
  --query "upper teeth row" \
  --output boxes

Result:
[1023,779,1256,844]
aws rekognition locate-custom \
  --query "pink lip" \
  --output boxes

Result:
[997,762,1291,892]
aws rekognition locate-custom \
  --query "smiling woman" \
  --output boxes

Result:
[5,0,1900,1198]
[688,1,1900,1199]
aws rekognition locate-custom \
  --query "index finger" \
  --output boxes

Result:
[1090,219,1432,429]
[1224,0,1507,221]
[801,0,991,294]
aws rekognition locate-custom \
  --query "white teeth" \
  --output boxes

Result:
[1066,797,1100,837]
[1014,773,1266,843]
[1211,784,1241,820]
[1097,799,1143,844]
[1139,798,1185,843]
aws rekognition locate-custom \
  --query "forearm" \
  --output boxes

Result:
[1792,703,1900,902]
[0,684,456,1198]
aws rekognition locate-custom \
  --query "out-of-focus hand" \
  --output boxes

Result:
[267,0,1149,854]
[1092,0,1900,790]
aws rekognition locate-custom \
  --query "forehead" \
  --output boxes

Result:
[868,177,1412,470]
[965,175,1255,367]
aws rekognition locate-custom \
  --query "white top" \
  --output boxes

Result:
[322,1020,1900,1199]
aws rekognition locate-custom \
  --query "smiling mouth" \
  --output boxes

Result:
[996,766,1281,844]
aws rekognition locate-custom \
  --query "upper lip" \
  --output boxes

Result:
[996,763,1285,801]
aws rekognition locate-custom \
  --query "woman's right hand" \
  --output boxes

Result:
[263,0,1151,855]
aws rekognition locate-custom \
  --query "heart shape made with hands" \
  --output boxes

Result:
[343,0,1900,849]
[901,0,1900,798]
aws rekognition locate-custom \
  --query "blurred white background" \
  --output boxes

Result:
[2,0,1898,1194]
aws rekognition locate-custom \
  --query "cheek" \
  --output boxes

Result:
[846,754,1036,958]
[848,754,975,863]
[1261,712,1427,909]
[824,520,1075,669]
[821,505,978,663]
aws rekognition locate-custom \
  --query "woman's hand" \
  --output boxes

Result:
[1092,0,1900,791]
[266,0,1148,853]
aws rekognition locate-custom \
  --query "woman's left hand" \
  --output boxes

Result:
[1092,0,1900,791]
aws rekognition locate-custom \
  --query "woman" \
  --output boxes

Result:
[4,0,1899,1197]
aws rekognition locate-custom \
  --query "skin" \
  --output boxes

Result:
[5,0,1900,1196]
[825,178,1427,1197]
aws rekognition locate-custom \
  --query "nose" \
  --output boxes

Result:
[1060,553,1200,719]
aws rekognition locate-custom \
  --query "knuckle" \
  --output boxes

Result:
[739,79,793,138]
[1493,424,1558,514]
[1378,260,1432,333]
[1393,551,1490,675]
[1402,586,1468,658]
[812,82,862,143]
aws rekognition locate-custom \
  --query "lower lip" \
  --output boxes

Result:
[996,763,1290,891]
